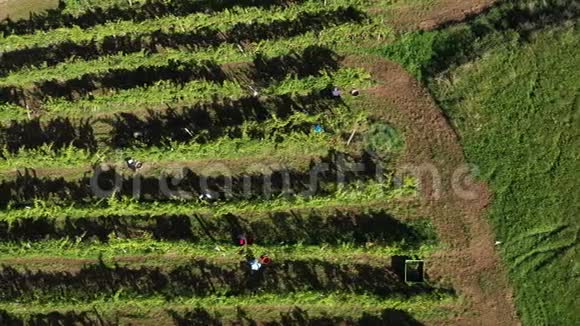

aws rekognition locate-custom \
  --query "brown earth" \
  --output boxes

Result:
[0,0,58,21]
[342,55,519,325]
[374,0,499,31]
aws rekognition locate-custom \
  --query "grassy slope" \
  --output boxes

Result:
[431,25,579,325]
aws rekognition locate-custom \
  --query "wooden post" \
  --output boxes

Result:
[346,125,358,146]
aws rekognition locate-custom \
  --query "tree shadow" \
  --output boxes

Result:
[0,6,364,76]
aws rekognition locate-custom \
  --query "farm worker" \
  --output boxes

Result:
[125,158,143,171]
[350,89,360,96]
[331,87,341,97]
[248,85,259,97]
[259,255,272,265]
[248,258,262,271]
[313,124,324,133]
[199,190,218,202]
[238,234,254,246]
[247,255,271,271]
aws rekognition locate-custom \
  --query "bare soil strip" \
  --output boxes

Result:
[0,0,58,21]
[344,55,519,325]
[376,0,499,31]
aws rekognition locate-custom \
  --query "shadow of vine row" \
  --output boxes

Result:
[0,309,115,326]
[0,46,338,153]
[0,150,382,208]
[105,93,341,148]
[0,0,308,36]
[0,45,339,108]
[0,92,339,153]
[0,258,447,301]
[0,306,423,325]
[0,117,96,154]
[0,209,435,246]
[170,306,425,326]
[0,7,364,75]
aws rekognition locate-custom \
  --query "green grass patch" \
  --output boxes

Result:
[366,122,405,156]
[430,25,580,326]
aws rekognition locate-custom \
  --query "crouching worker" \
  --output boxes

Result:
[125,157,143,171]
[237,234,254,246]
[198,190,219,203]
[246,254,272,273]
[248,258,262,272]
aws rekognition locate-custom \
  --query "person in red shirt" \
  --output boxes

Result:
[237,234,254,246]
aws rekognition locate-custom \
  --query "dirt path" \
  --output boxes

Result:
[343,55,519,325]
[0,0,58,20]
[374,0,498,31]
